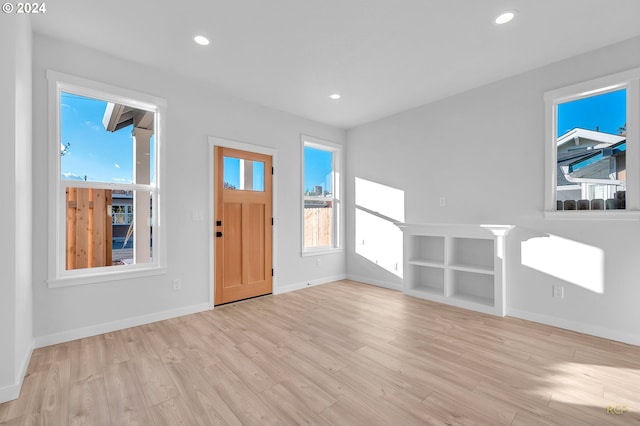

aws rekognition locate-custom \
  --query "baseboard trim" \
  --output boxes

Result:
[34,303,211,348]
[274,274,347,295]
[508,308,640,346]
[0,340,34,404]
[345,274,402,292]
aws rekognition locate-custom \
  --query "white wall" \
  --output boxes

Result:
[31,35,345,345]
[346,35,640,345]
[0,16,34,403]
[0,14,18,398]
[14,12,34,395]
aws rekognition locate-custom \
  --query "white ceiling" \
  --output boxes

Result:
[31,0,640,129]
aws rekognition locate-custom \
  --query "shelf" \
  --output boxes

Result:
[411,236,444,264]
[397,223,512,317]
[449,263,494,275]
[408,259,445,268]
[450,293,494,308]
[450,270,494,306]
[409,264,444,295]
[407,286,444,299]
[450,237,494,270]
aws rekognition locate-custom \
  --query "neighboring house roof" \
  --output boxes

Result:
[557,128,626,187]
[557,127,625,148]
[103,103,154,132]
[112,190,133,200]
[304,199,332,208]
[565,140,625,174]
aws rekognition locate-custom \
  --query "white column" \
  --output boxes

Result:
[132,127,152,263]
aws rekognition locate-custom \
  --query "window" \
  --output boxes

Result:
[544,68,640,219]
[302,136,342,253]
[223,157,265,191]
[47,71,166,286]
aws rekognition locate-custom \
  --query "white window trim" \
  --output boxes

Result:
[301,134,343,255]
[46,70,167,287]
[544,67,640,220]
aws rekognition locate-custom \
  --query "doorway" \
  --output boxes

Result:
[213,145,273,305]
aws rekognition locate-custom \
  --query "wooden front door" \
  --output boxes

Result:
[214,146,273,305]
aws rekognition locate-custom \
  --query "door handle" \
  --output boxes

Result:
[216,231,223,238]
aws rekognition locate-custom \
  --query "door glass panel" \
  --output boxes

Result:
[223,157,265,191]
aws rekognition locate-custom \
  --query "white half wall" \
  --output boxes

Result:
[0,15,34,403]
[346,35,640,345]
[31,35,345,343]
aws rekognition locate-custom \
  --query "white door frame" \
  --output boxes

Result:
[208,136,278,308]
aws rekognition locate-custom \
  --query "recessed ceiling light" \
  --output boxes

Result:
[494,11,516,25]
[194,35,210,46]
[329,93,341,100]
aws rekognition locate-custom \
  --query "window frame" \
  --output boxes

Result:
[301,135,343,255]
[47,70,167,287]
[544,67,640,220]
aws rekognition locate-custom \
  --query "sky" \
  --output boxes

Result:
[557,88,626,137]
[60,92,155,184]
[304,146,332,193]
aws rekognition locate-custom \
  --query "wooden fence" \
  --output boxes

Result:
[304,207,332,247]
[66,188,112,270]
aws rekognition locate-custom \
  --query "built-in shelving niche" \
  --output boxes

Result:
[398,223,513,316]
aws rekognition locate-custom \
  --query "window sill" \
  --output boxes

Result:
[301,248,344,257]
[47,266,167,288]
[544,210,640,221]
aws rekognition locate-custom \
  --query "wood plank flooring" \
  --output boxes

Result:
[2,280,640,425]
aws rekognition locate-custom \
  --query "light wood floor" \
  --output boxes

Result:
[1,280,639,425]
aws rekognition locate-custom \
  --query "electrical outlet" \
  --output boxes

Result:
[172,279,182,291]
[439,197,446,207]
[316,258,321,268]
[553,285,564,299]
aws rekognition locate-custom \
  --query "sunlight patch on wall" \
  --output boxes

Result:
[355,178,404,278]
[521,234,604,293]
[355,177,404,223]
